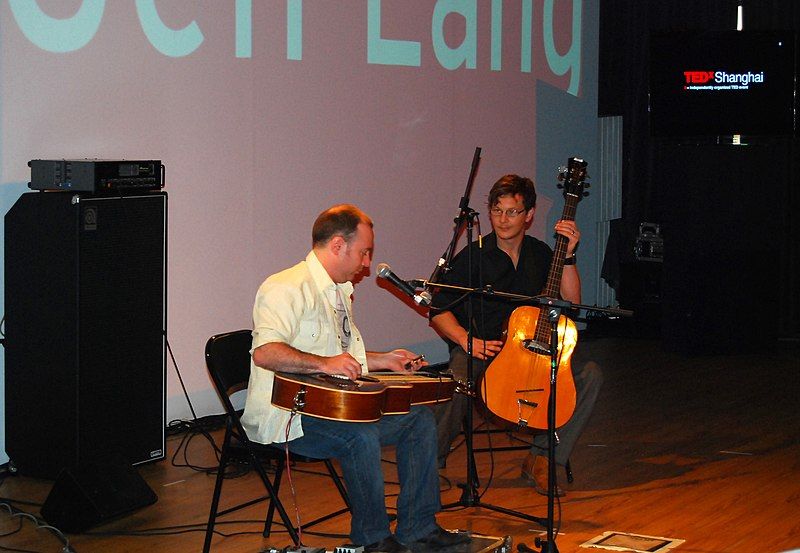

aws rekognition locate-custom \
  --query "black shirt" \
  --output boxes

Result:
[430,232,553,347]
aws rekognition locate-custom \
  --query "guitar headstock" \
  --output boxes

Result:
[557,157,589,199]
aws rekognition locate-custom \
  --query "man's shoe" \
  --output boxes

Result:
[521,453,565,497]
[409,525,470,551]
[364,535,412,553]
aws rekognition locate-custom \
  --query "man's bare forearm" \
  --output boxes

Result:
[252,342,325,373]
[253,342,363,379]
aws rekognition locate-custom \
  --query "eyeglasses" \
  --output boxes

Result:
[489,207,527,218]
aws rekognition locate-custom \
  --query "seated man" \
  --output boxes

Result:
[241,204,470,553]
[429,175,602,495]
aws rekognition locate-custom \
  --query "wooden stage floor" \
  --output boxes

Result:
[2,336,799,552]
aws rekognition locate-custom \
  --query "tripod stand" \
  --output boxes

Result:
[432,223,546,529]
[428,282,629,552]
[423,148,551,535]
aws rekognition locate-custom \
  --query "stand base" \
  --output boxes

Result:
[441,482,547,528]
[534,537,559,553]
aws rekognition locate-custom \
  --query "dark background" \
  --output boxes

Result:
[598,0,799,352]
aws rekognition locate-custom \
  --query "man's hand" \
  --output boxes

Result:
[462,337,503,360]
[554,219,580,256]
[370,349,428,372]
[320,353,363,380]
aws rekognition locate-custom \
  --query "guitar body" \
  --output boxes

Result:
[272,372,407,422]
[479,306,578,430]
[271,371,455,422]
[369,371,457,409]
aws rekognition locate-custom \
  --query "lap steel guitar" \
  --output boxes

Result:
[271,369,455,423]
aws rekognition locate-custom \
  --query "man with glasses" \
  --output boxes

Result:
[241,204,470,553]
[429,175,602,496]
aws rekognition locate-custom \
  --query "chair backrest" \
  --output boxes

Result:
[205,329,254,414]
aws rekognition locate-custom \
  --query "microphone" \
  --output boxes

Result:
[376,263,432,306]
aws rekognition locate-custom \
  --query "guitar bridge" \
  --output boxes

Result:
[516,398,539,428]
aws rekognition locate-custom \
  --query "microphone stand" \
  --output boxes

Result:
[426,147,550,521]
[536,296,569,553]
[426,147,486,506]
[426,147,482,288]
[426,280,631,550]
[431,279,550,525]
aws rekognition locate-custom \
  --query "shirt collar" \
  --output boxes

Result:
[483,231,530,255]
[306,250,354,297]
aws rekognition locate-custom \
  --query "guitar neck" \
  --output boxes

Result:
[541,193,579,298]
[533,193,579,344]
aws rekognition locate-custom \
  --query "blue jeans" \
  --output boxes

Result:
[287,405,441,546]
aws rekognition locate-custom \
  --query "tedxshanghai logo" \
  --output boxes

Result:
[682,70,765,90]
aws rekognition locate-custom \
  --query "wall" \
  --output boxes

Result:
[0,0,599,464]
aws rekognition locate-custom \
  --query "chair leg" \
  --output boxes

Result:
[263,456,286,538]
[324,459,351,510]
[203,422,234,553]
[249,450,301,545]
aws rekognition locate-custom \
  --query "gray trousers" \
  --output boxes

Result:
[432,346,602,466]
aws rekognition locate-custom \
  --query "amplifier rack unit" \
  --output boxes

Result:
[29,159,163,193]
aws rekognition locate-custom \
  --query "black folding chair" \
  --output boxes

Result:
[203,330,350,552]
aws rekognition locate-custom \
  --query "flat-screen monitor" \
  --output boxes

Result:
[649,30,797,137]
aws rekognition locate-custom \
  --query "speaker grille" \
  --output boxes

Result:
[4,192,167,478]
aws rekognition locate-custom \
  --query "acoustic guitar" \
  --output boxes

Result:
[271,369,456,423]
[478,157,589,431]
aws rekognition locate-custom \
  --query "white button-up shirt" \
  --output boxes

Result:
[241,250,367,444]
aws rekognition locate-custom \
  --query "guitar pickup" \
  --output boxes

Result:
[522,339,551,355]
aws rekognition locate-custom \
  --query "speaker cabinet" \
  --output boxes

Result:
[41,457,157,533]
[4,192,167,478]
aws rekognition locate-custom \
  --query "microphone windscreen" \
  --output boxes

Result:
[376,263,391,278]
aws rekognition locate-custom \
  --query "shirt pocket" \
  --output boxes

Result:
[297,317,322,341]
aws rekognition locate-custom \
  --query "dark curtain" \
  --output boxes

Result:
[599,0,800,345]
